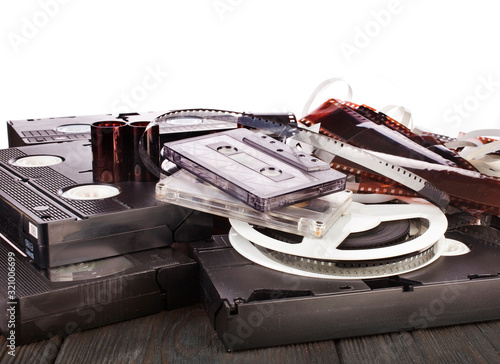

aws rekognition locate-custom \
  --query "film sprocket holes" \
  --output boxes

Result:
[0,140,213,268]
[191,231,500,351]
[156,169,353,238]
[0,237,200,345]
[162,128,347,212]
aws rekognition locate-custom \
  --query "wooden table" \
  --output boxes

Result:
[2,304,499,364]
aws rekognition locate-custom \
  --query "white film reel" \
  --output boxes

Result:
[229,200,467,279]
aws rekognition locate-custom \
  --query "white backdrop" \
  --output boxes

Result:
[1,0,500,148]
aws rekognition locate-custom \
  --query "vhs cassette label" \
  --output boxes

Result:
[28,222,37,239]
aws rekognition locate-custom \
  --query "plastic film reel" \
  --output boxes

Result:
[228,200,461,279]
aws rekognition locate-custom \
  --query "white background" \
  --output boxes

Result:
[1,0,500,148]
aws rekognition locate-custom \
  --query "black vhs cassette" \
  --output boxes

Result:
[163,128,346,212]
[7,114,122,147]
[191,231,500,351]
[8,109,244,147]
[0,237,199,345]
[0,140,212,268]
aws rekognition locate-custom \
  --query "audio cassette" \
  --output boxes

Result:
[162,128,347,212]
[0,140,213,268]
[191,223,500,351]
[0,236,199,345]
[156,169,352,238]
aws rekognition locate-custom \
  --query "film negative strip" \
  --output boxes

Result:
[156,169,352,238]
[162,128,347,212]
[0,237,200,345]
[0,140,213,268]
[298,99,500,215]
[150,109,449,210]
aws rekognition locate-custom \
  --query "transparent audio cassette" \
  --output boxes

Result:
[156,169,352,238]
[162,128,346,212]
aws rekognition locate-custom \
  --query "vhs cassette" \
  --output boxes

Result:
[0,140,213,268]
[7,114,122,147]
[191,231,500,351]
[0,237,200,345]
[162,128,346,212]
[156,169,352,238]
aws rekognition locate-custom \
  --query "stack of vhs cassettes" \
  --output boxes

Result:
[0,111,232,345]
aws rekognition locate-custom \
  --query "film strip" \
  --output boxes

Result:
[143,108,449,210]
[297,99,500,215]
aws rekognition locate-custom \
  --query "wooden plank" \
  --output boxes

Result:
[2,306,500,363]
[335,331,425,364]
[0,335,62,364]
[476,320,500,353]
[53,304,343,364]
[410,323,500,364]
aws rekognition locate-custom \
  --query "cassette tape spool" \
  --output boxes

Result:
[156,169,353,238]
[162,128,347,212]
[228,199,468,279]
[0,140,213,268]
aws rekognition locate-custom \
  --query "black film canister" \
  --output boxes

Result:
[130,121,159,182]
[91,121,129,183]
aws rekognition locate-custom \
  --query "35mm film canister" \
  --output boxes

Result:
[91,121,129,183]
[130,121,160,182]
